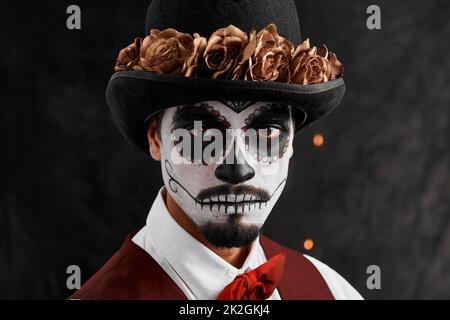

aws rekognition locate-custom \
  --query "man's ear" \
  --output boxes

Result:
[147,116,161,161]
[288,111,295,159]
[288,142,294,159]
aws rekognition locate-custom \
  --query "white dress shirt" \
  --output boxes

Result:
[132,187,363,300]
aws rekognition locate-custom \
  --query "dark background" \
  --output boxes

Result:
[0,0,448,299]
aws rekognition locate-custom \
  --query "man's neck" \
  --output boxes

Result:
[163,189,250,268]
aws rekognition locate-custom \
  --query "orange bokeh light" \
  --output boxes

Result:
[303,238,314,251]
[313,134,324,147]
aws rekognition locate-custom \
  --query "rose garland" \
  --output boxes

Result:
[115,23,343,85]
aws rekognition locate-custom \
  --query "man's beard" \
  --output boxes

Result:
[198,215,260,248]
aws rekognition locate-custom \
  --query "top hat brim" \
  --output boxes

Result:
[106,70,345,153]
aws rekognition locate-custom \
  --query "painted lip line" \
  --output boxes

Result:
[192,180,287,214]
[195,199,268,214]
[194,193,269,205]
[196,194,267,204]
[195,194,269,213]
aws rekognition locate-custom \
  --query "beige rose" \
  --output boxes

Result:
[139,28,205,75]
[203,25,249,79]
[245,24,294,82]
[184,34,208,77]
[230,30,257,80]
[289,39,343,84]
[328,51,344,80]
[114,37,142,71]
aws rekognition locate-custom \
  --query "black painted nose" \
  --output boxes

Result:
[215,143,255,184]
[215,162,255,184]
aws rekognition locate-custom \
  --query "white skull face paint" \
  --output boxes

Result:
[157,101,294,248]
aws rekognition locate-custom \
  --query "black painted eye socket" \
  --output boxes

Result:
[243,127,288,161]
[174,122,231,165]
[242,103,292,161]
[171,103,232,164]
[243,123,290,161]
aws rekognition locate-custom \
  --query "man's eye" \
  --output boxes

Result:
[258,127,281,139]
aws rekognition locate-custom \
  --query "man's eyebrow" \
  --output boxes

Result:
[172,103,230,129]
[244,103,291,128]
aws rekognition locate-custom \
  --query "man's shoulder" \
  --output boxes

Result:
[303,254,363,300]
[259,234,362,300]
[69,233,185,300]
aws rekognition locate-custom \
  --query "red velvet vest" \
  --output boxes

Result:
[70,233,334,300]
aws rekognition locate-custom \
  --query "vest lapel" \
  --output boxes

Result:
[259,235,334,300]
[70,232,187,300]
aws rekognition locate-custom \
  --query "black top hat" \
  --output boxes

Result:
[106,0,345,153]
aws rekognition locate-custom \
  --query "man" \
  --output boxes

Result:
[71,0,362,300]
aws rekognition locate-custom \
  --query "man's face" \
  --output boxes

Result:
[157,101,294,248]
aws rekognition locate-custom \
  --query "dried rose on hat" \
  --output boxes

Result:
[140,28,196,75]
[289,39,344,84]
[203,25,250,79]
[246,23,294,82]
[230,29,257,80]
[114,37,142,72]
[183,34,208,77]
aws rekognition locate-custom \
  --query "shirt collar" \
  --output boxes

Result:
[144,186,261,300]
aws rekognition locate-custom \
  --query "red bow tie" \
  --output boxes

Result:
[217,253,285,300]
